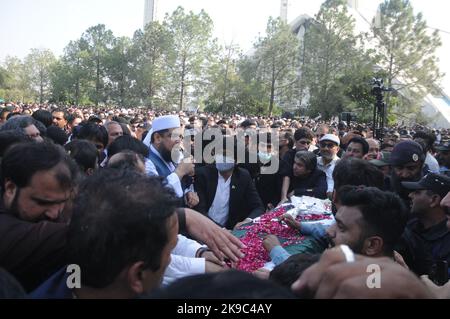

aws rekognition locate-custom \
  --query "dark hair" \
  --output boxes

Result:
[294,128,314,142]
[148,270,296,299]
[269,253,320,290]
[0,115,47,136]
[67,169,178,288]
[46,126,68,146]
[333,158,384,191]
[64,139,98,174]
[413,131,436,152]
[294,151,317,171]
[0,130,32,157]
[108,135,149,158]
[280,131,294,149]
[75,122,108,147]
[347,136,369,155]
[32,109,53,127]
[1,141,77,193]
[337,185,408,255]
[119,122,131,136]
[150,128,169,144]
[107,151,145,172]
[51,108,69,121]
[240,119,257,129]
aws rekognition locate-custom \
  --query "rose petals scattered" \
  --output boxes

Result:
[234,207,331,272]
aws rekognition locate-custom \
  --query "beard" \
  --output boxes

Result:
[158,145,174,163]
[391,170,422,201]
[8,189,54,223]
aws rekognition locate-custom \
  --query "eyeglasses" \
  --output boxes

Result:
[320,142,336,149]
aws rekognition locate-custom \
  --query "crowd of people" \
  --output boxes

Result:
[0,100,449,299]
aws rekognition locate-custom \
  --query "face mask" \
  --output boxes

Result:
[215,155,235,172]
[258,151,272,164]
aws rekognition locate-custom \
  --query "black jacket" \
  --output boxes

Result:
[194,165,264,229]
[289,169,327,199]
[0,212,68,292]
[396,218,450,277]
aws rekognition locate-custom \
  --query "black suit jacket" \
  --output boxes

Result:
[194,165,264,229]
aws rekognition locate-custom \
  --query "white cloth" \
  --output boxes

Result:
[207,172,231,226]
[162,255,205,286]
[162,235,206,286]
[425,152,440,173]
[172,234,203,257]
[145,145,183,198]
[317,156,340,193]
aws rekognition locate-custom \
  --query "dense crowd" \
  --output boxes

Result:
[0,100,449,299]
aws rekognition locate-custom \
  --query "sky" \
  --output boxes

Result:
[0,0,449,89]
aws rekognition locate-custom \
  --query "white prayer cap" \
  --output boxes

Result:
[143,115,181,147]
[320,134,340,146]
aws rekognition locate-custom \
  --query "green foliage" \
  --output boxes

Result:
[371,0,443,115]
[301,0,373,119]
[249,17,300,116]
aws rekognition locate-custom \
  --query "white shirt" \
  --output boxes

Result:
[317,156,340,193]
[162,235,206,286]
[145,145,183,198]
[425,152,440,173]
[207,173,231,226]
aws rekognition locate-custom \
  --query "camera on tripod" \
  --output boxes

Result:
[370,77,392,142]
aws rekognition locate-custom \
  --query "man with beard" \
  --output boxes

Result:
[325,185,408,258]
[388,140,427,206]
[263,184,407,270]
[0,141,78,291]
[396,173,450,277]
[143,115,198,206]
[316,134,340,199]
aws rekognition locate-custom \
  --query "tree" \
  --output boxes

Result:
[252,17,300,116]
[0,56,29,102]
[301,0,370,119]
[131,21,172,108]
[51,39,91,104]
[204,44,242,114]
[105,36,133,106]
[23,49,56,103]
[165,7,216,110]
[81,24,115,106]
[371,0,443,117]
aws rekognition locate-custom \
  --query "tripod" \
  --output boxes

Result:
[371,79,391,143]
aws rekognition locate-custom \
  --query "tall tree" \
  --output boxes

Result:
[51,39,91,104]
[131,21,172,108]
[301,0,370,119]
[204,44,242,114]
[81,24,115,106]
[252,17,300,116]
[165,7,216,110]
[105,36,133,106]
[23,48,56,103]
[371,0,443,116]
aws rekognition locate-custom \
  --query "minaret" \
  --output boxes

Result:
[280,0,288,23]
[144,0,157,29]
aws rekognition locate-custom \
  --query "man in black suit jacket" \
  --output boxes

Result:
[194,164,264,230]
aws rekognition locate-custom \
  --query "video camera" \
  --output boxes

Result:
[340,112,357,125]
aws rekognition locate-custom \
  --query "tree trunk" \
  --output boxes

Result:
[269,63,276,116]
[39,69,44,104]
[96,54,100,107]
[179,56,186,111]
